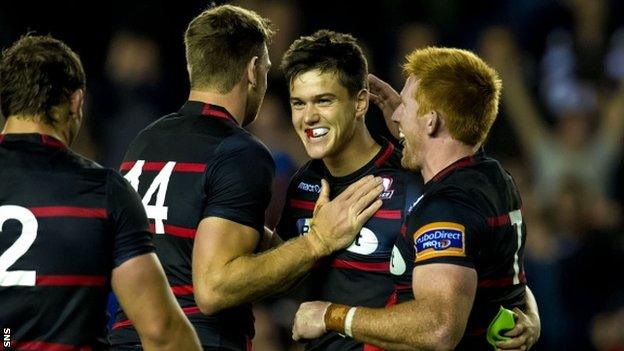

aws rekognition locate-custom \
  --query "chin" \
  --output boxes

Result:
[304,146,327,160]
[400,155,419,171]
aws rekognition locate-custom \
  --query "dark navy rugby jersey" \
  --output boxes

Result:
[390,152,527,350]
[110,101,275,351]
[276,140,423,351]
[0,133,154,351]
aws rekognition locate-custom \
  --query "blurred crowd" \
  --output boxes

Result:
[2,0,624,350]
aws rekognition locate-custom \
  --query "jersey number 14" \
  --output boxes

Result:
[124,160,176,234]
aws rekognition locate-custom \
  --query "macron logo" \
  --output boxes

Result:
[298,182,321,194]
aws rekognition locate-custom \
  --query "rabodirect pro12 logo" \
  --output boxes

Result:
[413,222,466,263]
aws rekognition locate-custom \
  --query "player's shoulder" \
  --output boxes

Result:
[65,149,105,170]
[216,129,273,162]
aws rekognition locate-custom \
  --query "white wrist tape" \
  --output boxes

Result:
[344,307,357,337]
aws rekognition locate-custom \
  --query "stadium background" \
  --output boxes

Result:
[2,0,624,349]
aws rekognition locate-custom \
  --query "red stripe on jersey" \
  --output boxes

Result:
[40,134,67,149]
[174,163,206,172]
[171,284,194,296]
[30,206,107,218]
[373,209,401,219]
[364,344,385,351]
[13,340,91,351]
[111,318,133,329]
[465,327,487,336]
[374,143,395,167]
[478,271,526,288]
[487,213,511,227]
[201,104,237,124]
[289,199,315,210]
[119,161,206,173]
[36,275,106,286]
[113,305,202,329]
[149,223,196,238]
[393,284,412,291]
[182,306,201,314]
[330,259,389,272]
[0,134,5,143]
[431,156,476,182]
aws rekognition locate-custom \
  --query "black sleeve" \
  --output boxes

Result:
[203,136,275,234]
[274,175,301,240]
[406,193,486,268]
[107,171,155,267]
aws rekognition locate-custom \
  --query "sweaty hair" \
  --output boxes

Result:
[184,4,274,93]
[280,29,368,97]
[0,35,86,123]
[403,47,502,146]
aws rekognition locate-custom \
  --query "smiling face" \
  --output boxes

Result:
[289,69,363,160]
[393,77,427,171]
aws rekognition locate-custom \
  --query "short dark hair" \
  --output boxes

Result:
[184,4,274,93]
[0,35,86,123]
[280,30,368,96]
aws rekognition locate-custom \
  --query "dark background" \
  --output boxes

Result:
[2,1,624,349]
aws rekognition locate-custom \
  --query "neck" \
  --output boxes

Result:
[323,126,381,177]
[2,116,68,145]
[421,138,477,183]
[188,84,247,125]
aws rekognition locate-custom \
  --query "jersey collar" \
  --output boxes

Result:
[0,133,67,150]
[322,139,396,184]
[179,101,238,125]
[428,150,485,185]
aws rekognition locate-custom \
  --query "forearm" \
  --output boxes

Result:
[198,234,321,312]
[141,315,200,351]
[498,64,547,155]
[335,302,459,351]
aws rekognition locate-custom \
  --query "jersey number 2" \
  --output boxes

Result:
[0,205,37,286]
[124,161,175,234]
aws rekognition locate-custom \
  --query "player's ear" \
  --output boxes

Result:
[69,89,84,119]
[354,89,369,120]
[425,110,440,136]
[246,56,259,88]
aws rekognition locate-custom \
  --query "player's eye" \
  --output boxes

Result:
[290,100,305,109]
[317,98,332,106]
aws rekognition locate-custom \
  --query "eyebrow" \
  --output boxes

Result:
[290,93,337,100]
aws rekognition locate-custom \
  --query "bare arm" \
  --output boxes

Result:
[598,81,624,152]
[481,27,549,157]
[350,264,476,350]
[193,176,383,314]
[112,253,201,351]
[293,263,477,351]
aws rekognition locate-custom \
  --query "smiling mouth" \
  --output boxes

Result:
[398,130,406,146]
[305,127,329,139]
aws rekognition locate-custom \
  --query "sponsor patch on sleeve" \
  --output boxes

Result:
[413,222,466,262]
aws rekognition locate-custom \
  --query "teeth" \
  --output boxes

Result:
[307,128,329,138]
[399,131,405,138]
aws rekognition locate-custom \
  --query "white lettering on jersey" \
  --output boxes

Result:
[346,227,378,255]
[390,245,406,275]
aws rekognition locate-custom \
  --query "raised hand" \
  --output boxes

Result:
[368,73,402,139]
